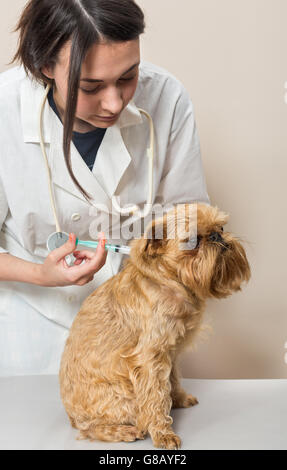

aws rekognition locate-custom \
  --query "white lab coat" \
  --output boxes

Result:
[0,60,210,376]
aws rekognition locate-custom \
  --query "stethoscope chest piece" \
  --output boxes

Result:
[47,231,69,252]
[47,231,76,267]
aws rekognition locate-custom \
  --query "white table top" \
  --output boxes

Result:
[0,375,286,450]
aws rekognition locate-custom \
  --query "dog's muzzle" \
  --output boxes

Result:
[208,230,229,251]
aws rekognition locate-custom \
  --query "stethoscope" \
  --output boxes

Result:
[38,83,155,261]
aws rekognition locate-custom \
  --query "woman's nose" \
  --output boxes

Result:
[100,88,123,115]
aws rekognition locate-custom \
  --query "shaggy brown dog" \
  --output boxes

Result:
[59,203,251,449]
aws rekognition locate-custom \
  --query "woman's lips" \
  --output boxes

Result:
[95,114,118,121]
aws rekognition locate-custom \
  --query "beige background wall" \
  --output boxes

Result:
[1,0,287,378]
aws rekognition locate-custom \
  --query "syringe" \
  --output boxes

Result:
[75,237,131,255]
[47,231,131,256]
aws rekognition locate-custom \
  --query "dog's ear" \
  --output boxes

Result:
[143,218,168,257]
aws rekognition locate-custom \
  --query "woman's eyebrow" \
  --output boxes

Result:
[80,62,140,83]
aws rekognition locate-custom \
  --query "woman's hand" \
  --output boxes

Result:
[39,232,107,287]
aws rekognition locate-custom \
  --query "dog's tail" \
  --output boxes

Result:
[76,422,145,442]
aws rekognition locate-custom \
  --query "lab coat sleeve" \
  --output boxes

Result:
[155,82,210,208]
[0,174,9,254]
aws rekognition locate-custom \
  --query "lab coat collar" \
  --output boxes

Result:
[20,77,143,143]
[49,116,133,214]
[20,76,144,214]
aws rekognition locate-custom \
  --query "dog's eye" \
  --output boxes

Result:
[220,226,224,232]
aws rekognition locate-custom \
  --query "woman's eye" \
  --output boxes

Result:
[81,76,137,94]
[81,87,100,94]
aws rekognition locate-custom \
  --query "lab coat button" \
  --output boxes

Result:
[67,295,76,303]
[71,213,81,221]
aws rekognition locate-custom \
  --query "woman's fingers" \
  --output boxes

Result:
[73,249,95,259]
[73,257,84,266]
[68,236,107,279]
[42,232,106,287]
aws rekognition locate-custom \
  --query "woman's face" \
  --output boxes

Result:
[42,39,140,132]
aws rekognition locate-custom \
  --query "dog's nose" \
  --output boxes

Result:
[209,231,223,243]
[208,231,229,251]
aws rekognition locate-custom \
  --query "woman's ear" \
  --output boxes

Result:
[40,65,55,80]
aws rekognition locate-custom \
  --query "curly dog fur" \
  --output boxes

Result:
[59,203,251,449]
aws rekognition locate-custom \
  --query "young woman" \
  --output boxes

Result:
[0,0,210,376]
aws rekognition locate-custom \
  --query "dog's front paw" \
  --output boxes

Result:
[153,432,181,450]
[173,392,199,408]
[183,393,199,407]
[136,429,146,440]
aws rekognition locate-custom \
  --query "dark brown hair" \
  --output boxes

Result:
[10,0,145,202]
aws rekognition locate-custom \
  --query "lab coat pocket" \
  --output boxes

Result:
[0,288,69,377]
